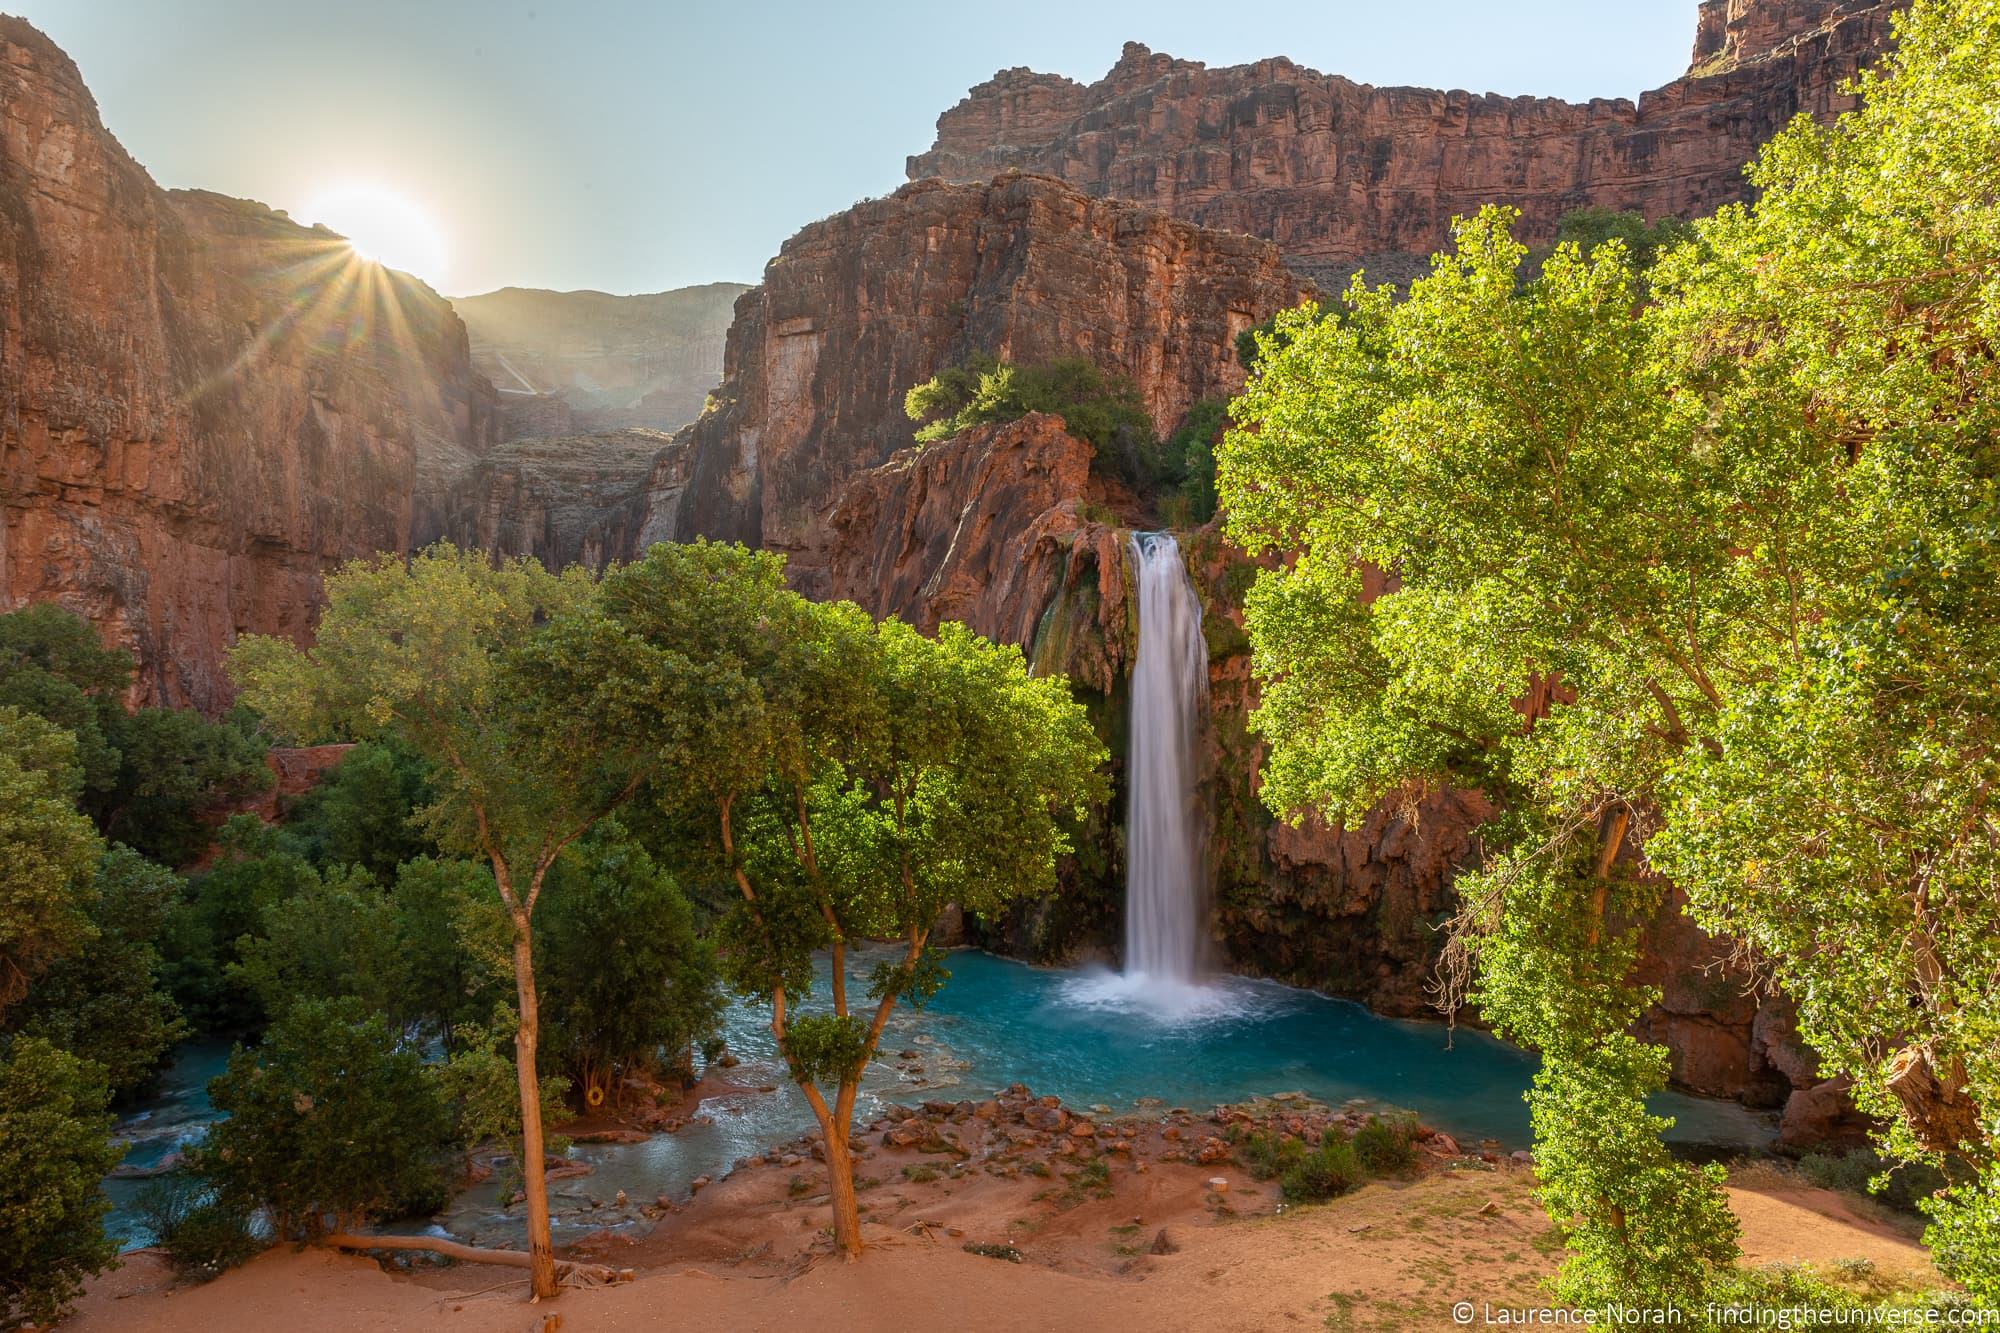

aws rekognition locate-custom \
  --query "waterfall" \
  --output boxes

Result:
[1123,531,1209,989]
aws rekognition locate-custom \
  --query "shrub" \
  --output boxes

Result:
[1280,1137,1363,1203]
[1352,1113,1420,1175]
[1798,1148,1952,1215]
[1159,399,1228,524]
[133,1176,262,1279]
[0,1037,122,1327]
[194,998,452,1238]
[1233,1126,1307,1182]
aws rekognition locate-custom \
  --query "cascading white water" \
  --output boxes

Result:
[1123,531,1210,989]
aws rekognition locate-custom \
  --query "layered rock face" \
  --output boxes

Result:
[0,18,499,709]
[453,283,748,434]
[659,174,1312,587]
[425,429,673,571]
[909,1,1904,284]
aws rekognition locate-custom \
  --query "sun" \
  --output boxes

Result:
[301,184,448,285]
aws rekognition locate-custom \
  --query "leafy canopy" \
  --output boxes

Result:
[1219,0,2000,1302]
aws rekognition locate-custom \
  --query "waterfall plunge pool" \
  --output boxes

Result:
[106,948,1777,1249]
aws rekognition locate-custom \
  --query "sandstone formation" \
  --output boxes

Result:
[657,173,1313,587]
[453,283,748,435]
[818,412,1131,687]
[0,17,500,709]
[427,429,672,571]
[909,0,1904,285]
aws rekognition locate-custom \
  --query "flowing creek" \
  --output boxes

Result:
[105,949,1776,1249]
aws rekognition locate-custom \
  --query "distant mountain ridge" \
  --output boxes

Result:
[452,283,749,435]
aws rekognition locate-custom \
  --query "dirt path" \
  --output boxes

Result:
[72,1164,1934,1333]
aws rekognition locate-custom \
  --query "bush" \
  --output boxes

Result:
[1352,1113,1420,1175]
[133,1176,262,1279]
[1280,1136,1363,1203]
[194,998,452,1238]
[1797,1148,1951,1215]
[1233,1126,1306,1182]
[0,1037,122,1327]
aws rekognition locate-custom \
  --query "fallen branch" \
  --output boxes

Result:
[319,1233,631,1286]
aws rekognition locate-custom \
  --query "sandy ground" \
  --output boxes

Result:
[72,1152,1935,1333]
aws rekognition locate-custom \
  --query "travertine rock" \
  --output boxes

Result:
[0,17,499,709]
[910,2,1904,285]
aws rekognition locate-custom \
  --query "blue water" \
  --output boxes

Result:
[108,950,1777,1248]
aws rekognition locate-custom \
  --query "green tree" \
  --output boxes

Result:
[1218,0,2000,1301]
[534,824,721,1103]
[593,542,1106,1256]
[161,816,322,1034]
[390,856,511,1047]
[1159,398,1229,525]
[9,845,188,1095]
[194,998,451,1239]
[0,1037,122,1326]
[230,545,645,1298]
[0,708,104,1015]
[228,862,408,1025]
[100,705,271,866]
[283,739,435,882]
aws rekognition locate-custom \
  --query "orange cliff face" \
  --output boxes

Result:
[649,173,1313,592]
[0,17,499,710]
[908,0,1906,286]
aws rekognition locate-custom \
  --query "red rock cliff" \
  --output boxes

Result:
[0,18,499,709]
[656,173,1312,590]
[909,1,1904,284]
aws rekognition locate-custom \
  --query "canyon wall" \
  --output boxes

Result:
[657,173,1312,590]
[425,429,671,572]
[0,17,499,709]
[452,283,748,435]
[909,0,1904,285]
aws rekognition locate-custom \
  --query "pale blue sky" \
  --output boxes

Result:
[25,1,1696,296]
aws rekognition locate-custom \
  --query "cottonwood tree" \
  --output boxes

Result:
[1219,0,2000,1301]
[591,541,1105,1256]
[231,545,651,1298]
[0,708,104,1016]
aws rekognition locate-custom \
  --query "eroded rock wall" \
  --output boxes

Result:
[657,174,1312,589]
[0,18,499,709]
[909,1,1905,286]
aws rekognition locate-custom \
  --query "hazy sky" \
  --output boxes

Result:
[28,1,1696,297]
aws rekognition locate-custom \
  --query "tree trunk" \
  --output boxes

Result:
[510,919,560,1300]
[822,1122,864,1259]
[320,1233,623,1284]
